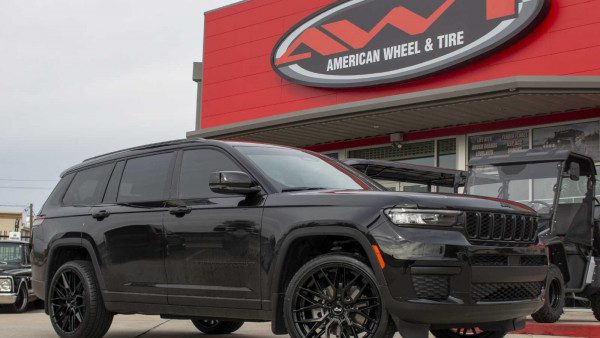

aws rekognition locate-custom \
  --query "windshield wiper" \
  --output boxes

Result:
[282,187,329,192]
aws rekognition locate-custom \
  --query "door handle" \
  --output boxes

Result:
[92,210,110,221]
[169,206,192,217]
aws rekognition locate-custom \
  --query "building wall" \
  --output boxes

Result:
[201,0,600,129]
[0,213,20,237]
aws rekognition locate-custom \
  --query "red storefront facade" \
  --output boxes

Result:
[189,0,600,183]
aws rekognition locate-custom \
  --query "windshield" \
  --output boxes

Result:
[236,146,378,192]
[466,161,560,214]
[0,243,23,265]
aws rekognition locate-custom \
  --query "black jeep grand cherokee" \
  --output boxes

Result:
[32,140,548,338]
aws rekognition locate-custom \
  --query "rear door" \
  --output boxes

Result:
[89,152,175,305]
[163,147,264,309]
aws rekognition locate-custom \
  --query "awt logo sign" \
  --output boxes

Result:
[272,0,549,88]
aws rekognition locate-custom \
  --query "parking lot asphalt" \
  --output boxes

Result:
[0,309,584,338]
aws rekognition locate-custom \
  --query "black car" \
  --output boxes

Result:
[0,240,36,312]
[32,139,548,338]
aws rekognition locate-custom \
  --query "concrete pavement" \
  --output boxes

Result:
[0,309,583,338]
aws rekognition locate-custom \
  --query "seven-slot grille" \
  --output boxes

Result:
[465,212,537,245]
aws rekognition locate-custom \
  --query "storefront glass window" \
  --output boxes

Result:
[468,130,529,159]
[532,121,600,161]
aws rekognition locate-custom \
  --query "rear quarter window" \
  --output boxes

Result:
[62,164,114,206]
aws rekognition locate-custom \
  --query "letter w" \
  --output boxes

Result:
[322,0,455,49]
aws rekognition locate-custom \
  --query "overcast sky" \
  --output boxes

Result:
[0,0,239,213]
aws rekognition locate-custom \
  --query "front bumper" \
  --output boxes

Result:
[371,221,548,326]
[0,293,17,305]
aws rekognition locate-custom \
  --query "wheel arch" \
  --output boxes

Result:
[269,225,385,334]
[45,237,106,300]
[547,242,570,283]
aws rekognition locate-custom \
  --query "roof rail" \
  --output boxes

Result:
[82,139,206,163]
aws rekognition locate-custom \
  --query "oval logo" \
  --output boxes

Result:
[272,0,549,88]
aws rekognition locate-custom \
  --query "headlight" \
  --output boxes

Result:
[384,208,462,227]
[0,278,12,293]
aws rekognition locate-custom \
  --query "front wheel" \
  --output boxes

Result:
[531,264,565,323]
[48,260,113,338]
[191,319,244,334]
[284,254,395,338]
[10,285,29,313]
[431,328,508,338]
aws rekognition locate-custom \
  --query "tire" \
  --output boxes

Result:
[590,293,600,321]
[531,264,565,323]
[48,260,113,338]
[431,328,507,338]
[10,284,29,313]
[191,319,244,334]
[284,254,396,338]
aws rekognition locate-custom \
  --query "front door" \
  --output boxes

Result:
[164,148,263,309]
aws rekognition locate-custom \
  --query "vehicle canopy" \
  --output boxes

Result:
[467,149,597,246]
[345,159,466,193]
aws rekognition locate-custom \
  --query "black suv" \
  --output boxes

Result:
[32,140,548,338]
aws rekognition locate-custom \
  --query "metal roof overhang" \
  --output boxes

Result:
[186,76,600,147]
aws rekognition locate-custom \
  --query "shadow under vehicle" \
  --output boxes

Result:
[465,149,600,323]
[0,239,37,312]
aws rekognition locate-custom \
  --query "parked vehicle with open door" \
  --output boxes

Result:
[466,150,600,323]
[345,159,466,193]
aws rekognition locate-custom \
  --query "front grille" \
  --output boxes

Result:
[472,282,544,302]
[520,255,548,266]
[465,212,538,246]
[471,255,508,266]
[412,275,449,301]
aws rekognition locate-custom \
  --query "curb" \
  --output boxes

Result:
[515,323,600,337]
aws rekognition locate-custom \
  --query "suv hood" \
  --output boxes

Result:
[272,190,535,215]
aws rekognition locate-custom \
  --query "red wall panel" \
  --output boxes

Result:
[201,0,600,129]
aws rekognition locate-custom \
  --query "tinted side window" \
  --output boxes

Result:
[103,161,125,203]
[63,164,114,206]
[41,173,74,212]
[118,153,174,203]
[179,149,243,199]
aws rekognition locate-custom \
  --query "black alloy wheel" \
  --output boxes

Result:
[191,319,244,334]
[11,285,29,313]
[431,328,508,338]
[49,261,113,338]
[51,268,87,333]
[284,254,395,338]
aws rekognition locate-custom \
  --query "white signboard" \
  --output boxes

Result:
[8,232,21,241]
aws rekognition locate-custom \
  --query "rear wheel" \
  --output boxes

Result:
[191,319,244,334]
[531,264,565,323]
[10,285,28,313]
[283,254,395,338]
[48,260,113,338]
[431,328,507,338]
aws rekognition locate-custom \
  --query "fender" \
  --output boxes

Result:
[269,225,384,333]
[45,236,106,293]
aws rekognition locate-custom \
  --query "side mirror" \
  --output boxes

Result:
[567,162,581,181]
[209,171,261,195]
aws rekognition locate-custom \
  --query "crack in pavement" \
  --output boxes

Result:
[134,319,171,337]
